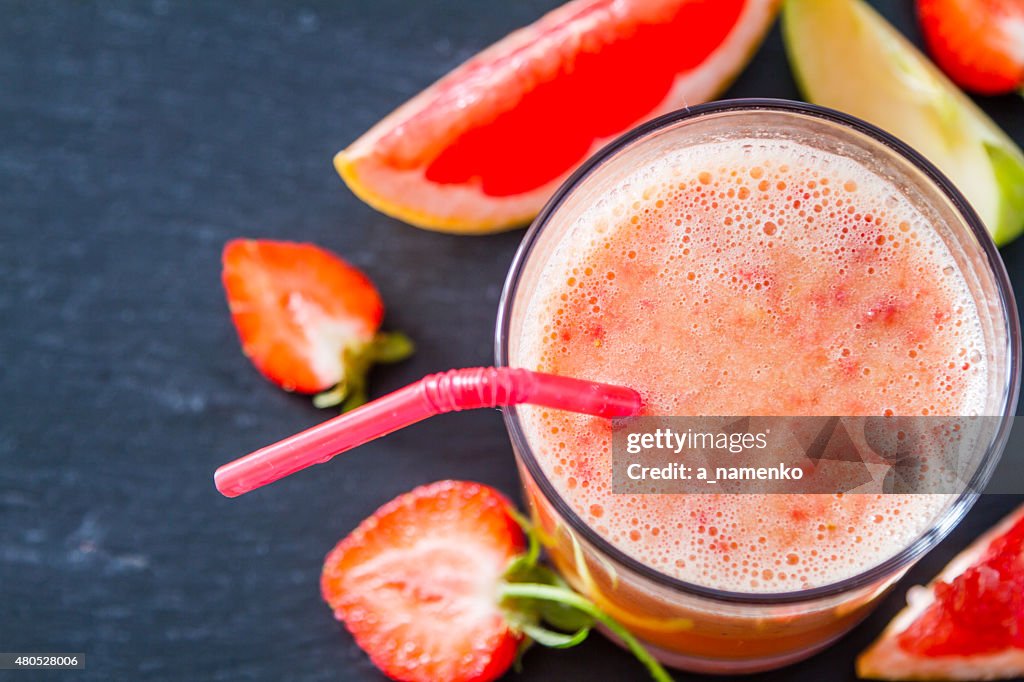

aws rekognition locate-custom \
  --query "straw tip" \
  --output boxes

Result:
[609,388,643,418]
[214,466,244,498]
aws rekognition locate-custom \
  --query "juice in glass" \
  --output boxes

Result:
[497,101,1019,673]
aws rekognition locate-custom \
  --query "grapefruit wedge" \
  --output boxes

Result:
[337,0,780,234]
[783,0,1024,246]
[858,504,1024,680]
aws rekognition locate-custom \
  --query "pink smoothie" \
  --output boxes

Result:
[516,137,988,592]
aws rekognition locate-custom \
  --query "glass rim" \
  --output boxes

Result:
[494,98,1022,605]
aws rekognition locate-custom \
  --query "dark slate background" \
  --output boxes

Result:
[1,1,1022,680]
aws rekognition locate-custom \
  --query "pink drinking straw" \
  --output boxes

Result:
[214,367,641,497]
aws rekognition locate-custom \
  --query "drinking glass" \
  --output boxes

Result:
[495,99,1020,673]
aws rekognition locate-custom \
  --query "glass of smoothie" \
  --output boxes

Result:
[495,99,1020,673]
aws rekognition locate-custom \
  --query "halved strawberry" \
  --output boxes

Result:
[221,239,412,409]
[321,480,673,682]
[917,0,1024,95]
[322,481,525,682]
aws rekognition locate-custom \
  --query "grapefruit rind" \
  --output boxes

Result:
[782,0,1024,246]
[335,149,541,234]
[338,0,781,234]
[857,504,1024,681]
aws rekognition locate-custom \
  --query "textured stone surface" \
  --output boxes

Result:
[1,1,1021,680]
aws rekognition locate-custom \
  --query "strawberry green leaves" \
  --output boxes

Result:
[499,515,674,682]
[312,331,414,411]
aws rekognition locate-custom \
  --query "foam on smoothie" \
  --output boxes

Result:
[516,138,988,592]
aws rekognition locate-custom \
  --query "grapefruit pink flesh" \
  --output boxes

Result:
[420,0,746,197]
[338,0,780,233]
[858,504,1024,680]
[897,511,1024,658]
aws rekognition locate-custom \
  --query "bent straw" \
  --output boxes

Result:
[215,367,641,497]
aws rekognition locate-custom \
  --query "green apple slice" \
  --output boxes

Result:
[783,0,1024,245]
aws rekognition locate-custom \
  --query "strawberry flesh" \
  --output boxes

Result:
[221,239,384,394]
[321,481,526,682]
[918,0,1024,94]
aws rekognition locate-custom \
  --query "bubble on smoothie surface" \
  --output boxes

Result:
[515,138,987,592]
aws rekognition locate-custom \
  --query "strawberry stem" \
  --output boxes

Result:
[370,331,415,363]
[312,385,347,409]
[508,507,541,567]
[499,582,674,682]
[501,512,672,680]
[519,621,590,648]
[312,331,415,412]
